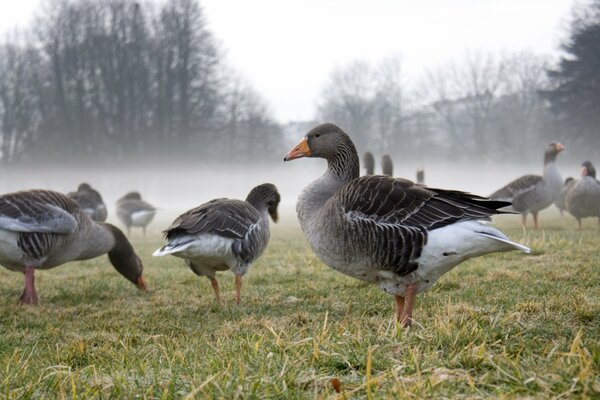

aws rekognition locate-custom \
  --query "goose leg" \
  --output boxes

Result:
[395,295,404,322]
[521,213,527,229]
[19,267,39,305]
[235,274,242,305]
[399,283,417,328]
[532,212,539,229]
[577,218,582,229]
[209,277,221,305]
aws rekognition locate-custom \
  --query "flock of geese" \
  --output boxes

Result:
[0,123,597,327]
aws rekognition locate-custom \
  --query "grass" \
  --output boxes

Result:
[0,213,599,398]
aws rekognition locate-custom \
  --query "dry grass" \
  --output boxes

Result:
[0,213,599,398]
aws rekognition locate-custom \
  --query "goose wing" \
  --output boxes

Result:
[165,199,260,240]
[334,175,510,276]
[0,190,79,234]
[490,174,542,201]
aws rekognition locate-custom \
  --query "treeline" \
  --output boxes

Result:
[0,0,282,165]
[317,1,600,162]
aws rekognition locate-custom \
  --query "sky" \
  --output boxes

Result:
[0,0,575,122]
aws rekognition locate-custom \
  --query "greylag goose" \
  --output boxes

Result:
[555,177,576,217]
[153,184,280,304]
[382,154,393,176]
[363,152,375,175]
[416,168,425,185]
[67,183,107,222]
[565,161,600,228]
[116,192,156,236]
[0,190,147,304]
[284,123,529,327]
[490,142,565,229]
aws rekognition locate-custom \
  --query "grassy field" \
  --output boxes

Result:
[0,213,599,399]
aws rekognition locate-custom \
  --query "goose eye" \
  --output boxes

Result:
[315,133,321,138]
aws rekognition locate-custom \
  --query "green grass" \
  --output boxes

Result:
[1,214,599,399]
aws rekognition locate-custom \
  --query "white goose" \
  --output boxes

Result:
[284,123,530,327]
[0,190,147,304]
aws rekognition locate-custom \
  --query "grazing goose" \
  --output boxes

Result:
[67,183,108,222]
[284,123,529,327]
[153,184,280,304]
[555,177,576,217]
[490,142,565,229]
[565,161,600,228]
[382,154,394,176]
[0,190,147,304]
[363,152,375,175]
[416,168,425,185]
[116,192,156,236]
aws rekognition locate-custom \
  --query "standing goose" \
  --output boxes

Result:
[490,142,565,229]
[382,154,394,176]
[555,177,576,217]
[284,123,529,327]
[67,183,108,222]
[116,192,156,236]
[416,168,425,185]
[153,184,280,304]
[363,152,375,175]
[565,161,600,228]
[0,190,147,304]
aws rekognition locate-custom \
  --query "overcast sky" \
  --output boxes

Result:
[1,0,575,122]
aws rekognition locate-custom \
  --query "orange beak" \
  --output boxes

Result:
[284,137,311,161]
[136,275,148,291]
[556,143,566,152]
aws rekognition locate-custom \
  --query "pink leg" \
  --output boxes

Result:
[395,295,404,322]
[521,213,527,229]
[399,283,418,328]
[533,212,539,230]
[19,267,39,305]
[209,277,221,305]
[235,274,242,305]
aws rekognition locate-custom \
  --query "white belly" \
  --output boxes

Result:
[131,211,155,226]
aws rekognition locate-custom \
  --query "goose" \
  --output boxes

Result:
[153,184,280,304]
[67,183,108,222]
[416,168,425,185]
[490,142,565,229]
[382,154,393,176]
[555,177,576,217]
[284,123,530,327]
[0,190,147,304]
[565,161,600,228]
[116,192,156,236]
[363,152,375,175]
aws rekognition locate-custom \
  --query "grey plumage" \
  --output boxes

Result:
[555,177,576,216]
[0,190,146,304]
[154,183,280,304]
[490,142,565,229]
[565,161,600,227]
[116,191,156,235]
[67,183,107,222]
[284,123,529,326]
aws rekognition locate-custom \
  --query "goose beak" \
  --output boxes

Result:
[556,143,565,152]
[136,275,148,291]
[284,137,311,161]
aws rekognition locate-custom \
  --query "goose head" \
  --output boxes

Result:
[246,183,281,222]
[581,161,596,179]
[544,142,565,164]
[120,191,142,202]
[78,183,93,191]
[105,224,148,290]
[284,123,356,161]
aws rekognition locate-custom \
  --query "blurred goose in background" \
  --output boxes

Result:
[382,154,393,176]
[116,192,156,236]
[284,123,529,327]
[490,142,565,229]
[153,184,280,304]
[67,183,107,222]
[416,168,425,185]
[555,177,576,217]
[0,190,147,304]
[566,161,600,228]
[363,151,375,175]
